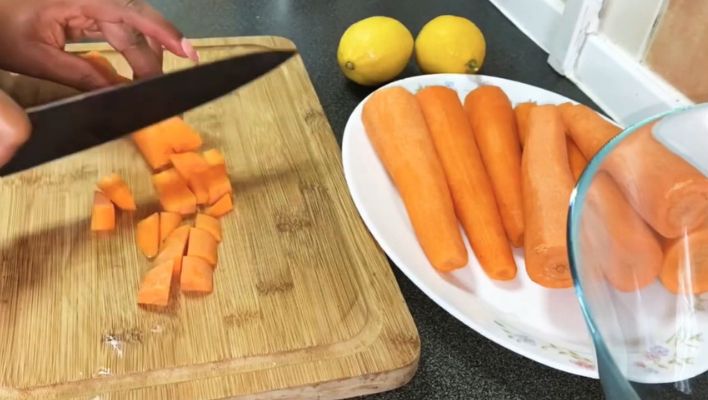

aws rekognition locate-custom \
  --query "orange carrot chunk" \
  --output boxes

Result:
[136,212,160,258]
[522,105,575,288]
[172,256,183,282]
[97,173,136,210]
[464,85,525,247]
[660,222,708,295]
[204,165,233,205]
[131,127,173,170]
[583,172,663,291]
[131,117,203,169]
[154,225,190,265]
[416,86,516,280]
[204,194,233,218]
[195,213,222,242]
[159,212,182,242]
[91,191,115,231]
[169,152,210,204]
[162,117,203,153]
[603,122,708,238]
[363,86,467,272]
[137,259,173,307]
[514,101,536,147]
[79,51,131,84]
[187,227,218,266]
[170,152,209,179]
[180,256,213,294]
[152,168,197,215]
[203,148,226,166]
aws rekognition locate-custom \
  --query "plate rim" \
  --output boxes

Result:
[340,73,599,379]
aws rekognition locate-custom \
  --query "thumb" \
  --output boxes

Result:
[0,91,31,168]
[28,45,114,91]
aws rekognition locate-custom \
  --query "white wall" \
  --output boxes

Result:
[598,0,665,59]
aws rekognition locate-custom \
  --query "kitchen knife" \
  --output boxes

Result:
[0,49,296,176]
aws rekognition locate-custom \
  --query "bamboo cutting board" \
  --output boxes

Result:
[0,37,419,399]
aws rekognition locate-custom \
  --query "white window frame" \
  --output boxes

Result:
[488,0,693,127]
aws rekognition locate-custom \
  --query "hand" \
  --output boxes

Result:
[0,0,199,91]
[0,92,31,168]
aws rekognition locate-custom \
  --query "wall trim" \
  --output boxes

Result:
[487,0,693,126]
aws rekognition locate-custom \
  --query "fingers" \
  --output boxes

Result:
[25,45,113,91]
[146,36,163,66]
[99,20,162,79]
[0,91,31,168]
[81,0,195,61]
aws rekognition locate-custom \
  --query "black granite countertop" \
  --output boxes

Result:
[150,0,604,398]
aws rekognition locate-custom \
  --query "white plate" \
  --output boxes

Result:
[341,74,599,378]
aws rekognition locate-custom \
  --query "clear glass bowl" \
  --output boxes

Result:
[568,103,708,399]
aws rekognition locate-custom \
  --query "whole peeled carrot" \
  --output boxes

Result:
[416,86,517,280]
[567,139,587,181]
[362,86,468,272]
[522,105,574,288]
[603,122,708,238]
[660,221,708,295]
[464,85,525,247]
[558,103,622,160]
[514,101,536,148]
[583,172,663,292]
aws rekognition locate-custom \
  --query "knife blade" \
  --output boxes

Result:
[0,49,296,176]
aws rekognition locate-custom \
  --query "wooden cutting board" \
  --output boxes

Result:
[0,37,419,399]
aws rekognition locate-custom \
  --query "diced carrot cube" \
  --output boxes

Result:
[205,194,233,218]
[137,259,173,307]
[180,256,213,294]
[97,173,136,210]
[91,191,115,231]
[195,213,221,242]
[187,227,218,266]
[136,212,159,257]
[152,168,197,215]
[159,212,182,242]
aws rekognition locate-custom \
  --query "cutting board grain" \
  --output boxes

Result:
[0,37,419,399]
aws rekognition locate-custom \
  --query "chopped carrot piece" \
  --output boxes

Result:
[131,125,173,170]
[154,225,190,265]
[195,213,221,242]
[203,148,225,166]
[131,117,202,169]
[136,212,160,258]
[80,51,131,84]
[170,152,209,179]
[204,165,232,205]
[137,259,173,307]
[205,194,233,218]
[97,173,136,210]
[187,228,218,266]
[180,256,213,294]
[162,117,203,153]
[173,256,183,282]
[159,212,182,242]
[169,152,210,204]
[91,191,115,231]
[152,168,197,215]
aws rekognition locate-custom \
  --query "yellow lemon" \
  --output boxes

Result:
[337,16,414,86]
[415,15,486,74]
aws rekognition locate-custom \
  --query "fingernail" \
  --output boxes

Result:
[181,38,200,63]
